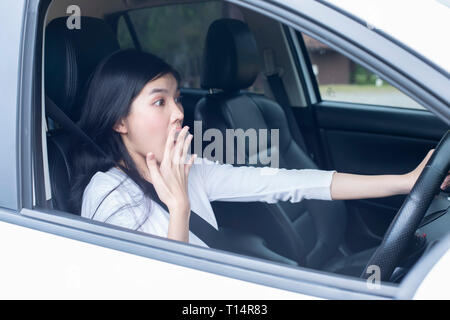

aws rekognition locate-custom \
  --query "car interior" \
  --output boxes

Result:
[38,0,449,284]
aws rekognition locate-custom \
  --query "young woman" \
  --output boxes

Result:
[70,49,450,247]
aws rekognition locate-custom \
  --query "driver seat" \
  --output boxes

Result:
[45,16,120,213]
[194,18,378,277]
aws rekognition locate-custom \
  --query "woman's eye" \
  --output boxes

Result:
[154,99,165,106]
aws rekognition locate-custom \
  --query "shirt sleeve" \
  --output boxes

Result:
[197,157,336,203]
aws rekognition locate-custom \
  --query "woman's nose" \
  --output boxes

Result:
[170,101,184,123]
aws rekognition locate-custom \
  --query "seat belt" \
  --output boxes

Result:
[45,96,106,157]
[263,49,311,156]
[45,96,228,249]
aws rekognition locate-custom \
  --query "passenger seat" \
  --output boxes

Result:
[195,19,379,276]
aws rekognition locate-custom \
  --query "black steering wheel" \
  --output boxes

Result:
[361,130,450,282]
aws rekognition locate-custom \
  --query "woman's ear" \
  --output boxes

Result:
[113,119,128,134]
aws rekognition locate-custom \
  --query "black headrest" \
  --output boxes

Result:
[45,17,120,122]
[201,19,259,92]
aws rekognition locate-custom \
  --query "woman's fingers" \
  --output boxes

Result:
[185,153,197,177]
[173,126,189,165]
[146,152,168,193]
[180,131,194,179]
[441,171,450,190]
[162,126,177,166]
[177,130,193,181]
[147,126,195,203]
[181,133,193,163]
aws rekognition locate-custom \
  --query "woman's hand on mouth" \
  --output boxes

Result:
[145,125,197,242]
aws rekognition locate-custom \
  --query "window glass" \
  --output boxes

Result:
[117,2,264,93]
[302,34,425,110]
[117,17,134,50]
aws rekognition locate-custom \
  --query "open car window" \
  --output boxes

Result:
[301,33,426,110]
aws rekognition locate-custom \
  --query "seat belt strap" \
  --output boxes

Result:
[144,184,227,249]
[264,49,310,154]
[45,96,106,157]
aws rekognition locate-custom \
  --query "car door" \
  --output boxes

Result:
[2,0,448,300]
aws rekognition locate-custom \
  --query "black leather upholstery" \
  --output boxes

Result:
[201,19,259,91]
[45,17,120,214]
[45,17,120,122]
[195,19,379,276]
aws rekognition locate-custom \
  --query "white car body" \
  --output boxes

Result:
[0,219,312,299]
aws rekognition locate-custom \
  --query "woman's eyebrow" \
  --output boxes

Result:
[149,88,168,95]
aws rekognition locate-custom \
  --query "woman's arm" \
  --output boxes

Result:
[198,149,449,204]
[199,157,336,203]
[330,172,409,200]
[330,149,450,200]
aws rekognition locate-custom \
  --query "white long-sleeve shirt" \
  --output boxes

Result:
[81,157,336,247]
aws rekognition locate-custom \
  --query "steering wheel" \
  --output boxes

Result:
[361,130,450,282]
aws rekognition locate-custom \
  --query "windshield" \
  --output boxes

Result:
[324,0,450,73]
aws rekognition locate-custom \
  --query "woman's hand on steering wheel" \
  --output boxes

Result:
[406,149,450,192]
[362,131,450,282]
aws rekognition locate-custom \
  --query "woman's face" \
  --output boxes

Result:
[114,73,184,164]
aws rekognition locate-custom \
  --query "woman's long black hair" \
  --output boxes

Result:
[69,49,180,215]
